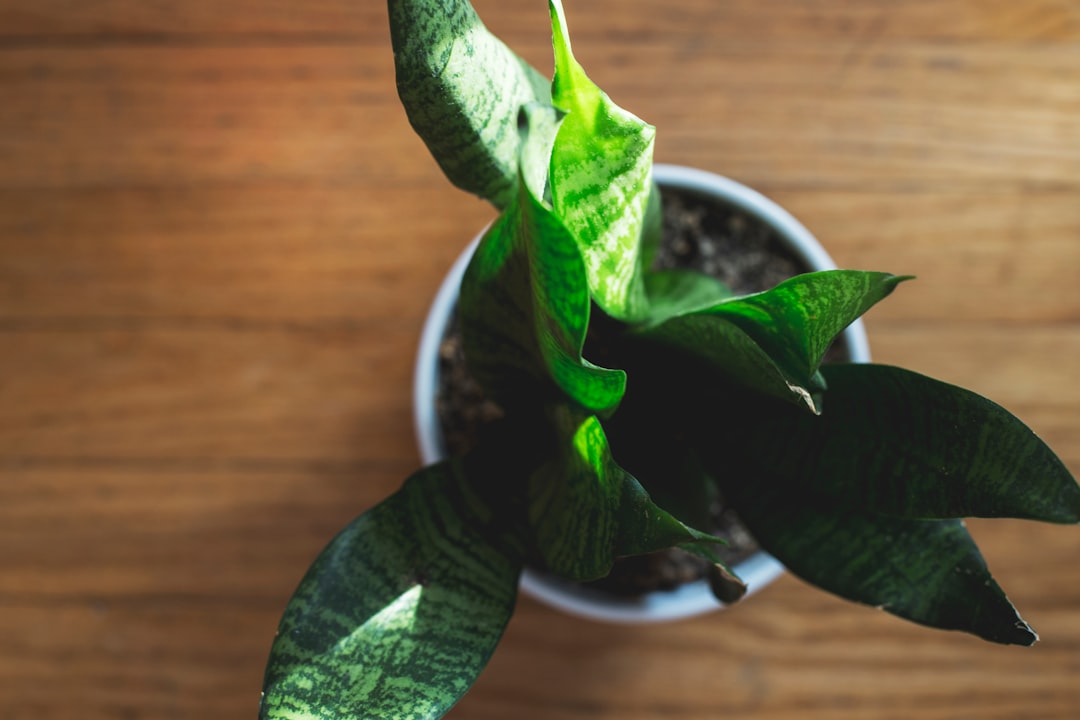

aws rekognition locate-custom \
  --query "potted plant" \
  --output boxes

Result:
[260,1,1079,718]
[414,162,875,623]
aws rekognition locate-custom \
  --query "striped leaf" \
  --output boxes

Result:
[634,312,823,410]
[728,364,1080,523]
[459,106,626,416]
[722,475,1039,645]
[603,380,723,534]
[389,0,551,208]
[636,270,908,411]
[701,271,910,387]
[682,362,1078,644]
[527,408,737,589]
[260,462,522,720]
[547,0,656,321]
[602,395,748,603]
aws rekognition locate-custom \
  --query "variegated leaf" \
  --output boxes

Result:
[547,0,655,321]
[459,105,626,416]
[260,462,522,720]
[390,0,551,208]
[528,407,737,589]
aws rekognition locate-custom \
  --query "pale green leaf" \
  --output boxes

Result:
[390,0,551,208]
[547,0,655,321]
[459,106,626,415]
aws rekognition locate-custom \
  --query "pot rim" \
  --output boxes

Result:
[413,164,871,623]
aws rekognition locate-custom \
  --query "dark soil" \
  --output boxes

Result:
[653,188,802,294]
[435,323,504,459]
[435,184,848,597]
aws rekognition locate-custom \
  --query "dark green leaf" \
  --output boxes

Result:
[682,362,1077,643]
[604,387,721,533]
[634,312,818,410]
[528,408,734,586]
[389,0,551,208]
[260,463,522,720]
[721,474,1037,645]
[734,364,1080,523]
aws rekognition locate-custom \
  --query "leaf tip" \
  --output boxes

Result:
[1008,619,1039,647]
[786,381,820,415]
[708,563,748,604]
[987,608,1039,646]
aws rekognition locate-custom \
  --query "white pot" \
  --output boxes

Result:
[413,164,871,623]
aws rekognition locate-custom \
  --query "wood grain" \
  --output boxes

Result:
[2,1,1077,41]
[3,187,1077,322]
[3,28,1078,191]
[1,1,1078,719]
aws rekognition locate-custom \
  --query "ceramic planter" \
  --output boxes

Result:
[413,164,871,623]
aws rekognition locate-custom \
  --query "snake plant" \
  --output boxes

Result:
[260,1,1079,718]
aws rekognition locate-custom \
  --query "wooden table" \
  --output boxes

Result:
[3,2,1079,718]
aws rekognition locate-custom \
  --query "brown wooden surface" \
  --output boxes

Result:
[2,1,1079,718]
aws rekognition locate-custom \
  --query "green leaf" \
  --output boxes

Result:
[638,179,665,271]
[389,0,551,208]
[634,312,818,410]
[702,271,910,388]
[733,364,1080,523]
[682,362,1076,644]
[459,106,626,416]
[547,0,655,321]
[515,103,564,201]
[643,270,735,322]
[528,408,735,588]
[260,463,522,720]
[604,385,722,533]
[723,475,1038,645]
[635,270,907,411]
